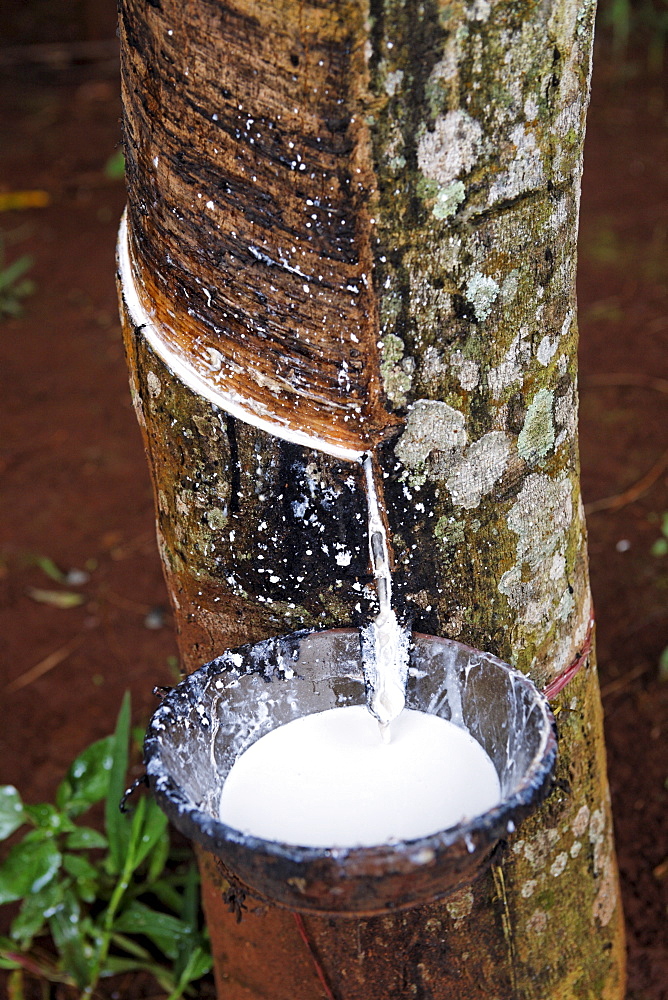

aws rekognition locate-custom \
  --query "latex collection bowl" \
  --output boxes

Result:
[144,628,557,916]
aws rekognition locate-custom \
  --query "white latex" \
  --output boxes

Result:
[362,455,409,732]
[219,706,501,848]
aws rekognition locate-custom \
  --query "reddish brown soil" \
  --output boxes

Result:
[0,16,666,1000]
[576,52,668,1000]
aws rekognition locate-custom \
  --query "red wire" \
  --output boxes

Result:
[543,612,595,701]
[292,912,336,1000]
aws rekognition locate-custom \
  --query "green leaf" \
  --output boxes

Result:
[173,861,204,982]
[187,946,212,980]
[20,826,52,845]
[651,537,668,557]
[0,254,33,291]
[26,587,85,609]
[117,793,164,886]
[0,297,24,318]
[102,953,162,974]
[0,838,62,904]
[133,799,169,873]
[113,901,194,961]
[102,954,175,993]
[0,956,22,972]
[64,826,108,850]
[661,511,668,538]
[0,937,22,970]
[48,892,96,990]
[75,882,98,906]
[12,278,35,300]
[659,646,668,683]
[150,876,188,915]
[24,803,75,834]
[176,945,212,987]
[62,854,100,905]
[104,149,125,180]
[109,930,153,960]
[167,946,213,1000]
[145,821,170,885]
[31,555,66,583]
[10,877,66,949]
[63,853,99,882]
[131,725,146,753]
[0,786,26,841]
[105,693,131,874]
[57,736,114,817]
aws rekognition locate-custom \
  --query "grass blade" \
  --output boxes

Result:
[105,693,131,875]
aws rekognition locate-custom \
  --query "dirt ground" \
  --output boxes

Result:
[0,10,666,1000]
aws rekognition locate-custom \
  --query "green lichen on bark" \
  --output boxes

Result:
[501,665,625,1000]
[364,0,596,682]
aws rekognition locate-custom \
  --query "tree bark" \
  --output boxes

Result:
[118,1,626,997]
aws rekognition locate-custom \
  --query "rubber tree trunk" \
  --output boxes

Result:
[118,1,626,998]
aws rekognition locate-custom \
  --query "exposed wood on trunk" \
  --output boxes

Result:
[120,0,395,455]
[118,0,626,997]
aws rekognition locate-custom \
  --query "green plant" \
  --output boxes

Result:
[601,0,668,69]
[0,230,34,319]
[650,511,668,557]
[659,645,668,682]
[0,695,211,999]
[103,150,125,181]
